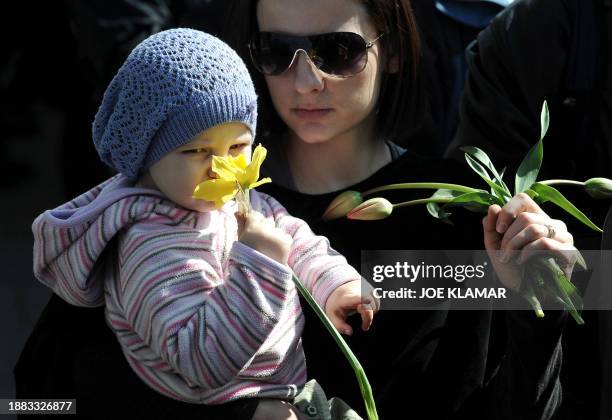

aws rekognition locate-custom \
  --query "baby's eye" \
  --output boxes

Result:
[182,148,209,154]
[230,143,248,151]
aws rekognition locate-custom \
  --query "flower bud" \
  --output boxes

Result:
[585,178,612,199]
[347,197,393,221]
[323,190,363,221]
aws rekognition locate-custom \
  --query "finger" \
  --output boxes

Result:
[357,304,374,331]
[246,210,265,225]
[483,205,502,250]
[504,224,574,254]
[496,193,546,234]
[369,293,381,312]
[339,294,366,310]
[240,212,262,233]
[235,212,247,236]
[517,237,577,267]
[361,285,381,312]
[500,212,561,248]
[329,313,353,336]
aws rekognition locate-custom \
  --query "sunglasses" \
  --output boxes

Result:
[248,31,384,78]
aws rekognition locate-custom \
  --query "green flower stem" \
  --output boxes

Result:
[522,277,545,318]
[237,186,251,215]
[539,179,585,187]
[393,198,452,209]
[241,191,378,417]
[362,183,478,197]
[291,273,378,420]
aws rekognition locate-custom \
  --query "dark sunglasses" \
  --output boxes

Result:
[248,31,384,78]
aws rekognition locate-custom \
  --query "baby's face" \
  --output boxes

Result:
[143,122,253,212]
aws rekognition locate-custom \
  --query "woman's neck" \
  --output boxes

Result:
[286,121,391,194]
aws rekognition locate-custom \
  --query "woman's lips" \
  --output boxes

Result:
[292,108,333,120]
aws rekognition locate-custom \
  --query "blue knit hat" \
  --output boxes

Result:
[93,28,258,179]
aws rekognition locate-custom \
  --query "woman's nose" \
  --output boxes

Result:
[293,51,325,94]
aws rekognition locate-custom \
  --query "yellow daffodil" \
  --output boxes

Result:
[192,144,271,209]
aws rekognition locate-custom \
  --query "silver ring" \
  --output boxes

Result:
[546,224,556,239]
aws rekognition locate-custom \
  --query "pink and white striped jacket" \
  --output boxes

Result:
[32,174,360,404]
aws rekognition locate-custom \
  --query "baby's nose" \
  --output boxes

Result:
[207,167,218,179]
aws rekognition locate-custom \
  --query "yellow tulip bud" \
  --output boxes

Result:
[322,190,363,221]
[347,197,393,221]
[585,177,612,199]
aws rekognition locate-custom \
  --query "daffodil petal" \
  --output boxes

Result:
[212,156,244,182]
[249,177,272,190]
[193,179,238,208]
[244,144,267,186]
[234,154,248,170]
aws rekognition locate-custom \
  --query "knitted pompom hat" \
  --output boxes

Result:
[93,28,257,179]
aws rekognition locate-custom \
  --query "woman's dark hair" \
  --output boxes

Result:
[223,0,425,146]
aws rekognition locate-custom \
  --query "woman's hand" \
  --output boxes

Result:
[324,279,380,336]
[483,193,577,291]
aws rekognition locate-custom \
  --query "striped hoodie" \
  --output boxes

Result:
[32,174,360,404]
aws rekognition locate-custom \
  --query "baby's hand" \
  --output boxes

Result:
[237,211,292,265]
[324,279,379,335]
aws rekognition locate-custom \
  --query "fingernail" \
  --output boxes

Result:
[496,223,507,234]
[344,329,352,336]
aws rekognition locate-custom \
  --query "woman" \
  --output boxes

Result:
[224,0,572,418]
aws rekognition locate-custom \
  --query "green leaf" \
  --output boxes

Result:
[514,101,549,195]
[464,154,512,202]
[540,100,550,141]
[525,189,539,200]
[426,189,459,223]
[575,251,588,271]
[531,182,603,232]
[540,258,579,296]
[442,191,503,212]
[461,146,512,197]
[538,257,584,324]
[515,138,544,195]
[538,273,583,324]
[525,188,550,205]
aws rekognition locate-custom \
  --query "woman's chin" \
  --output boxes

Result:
[290,126,336,145]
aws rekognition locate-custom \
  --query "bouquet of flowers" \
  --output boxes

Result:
[323,102,612,325]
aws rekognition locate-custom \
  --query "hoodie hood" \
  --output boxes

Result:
[32,174,171,307]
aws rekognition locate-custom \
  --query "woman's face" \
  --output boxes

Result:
[256,0,384,145]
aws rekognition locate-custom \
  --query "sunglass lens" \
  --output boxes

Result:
[314,32,368,76]
[250,33,297,75]
[250,32,370,77]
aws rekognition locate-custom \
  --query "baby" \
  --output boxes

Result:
[32,29,373,419]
